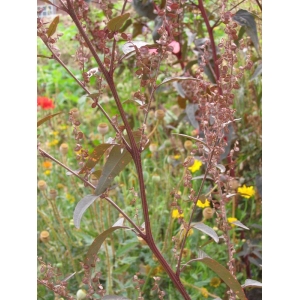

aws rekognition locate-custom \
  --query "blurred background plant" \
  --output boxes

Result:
[37,0,261,299]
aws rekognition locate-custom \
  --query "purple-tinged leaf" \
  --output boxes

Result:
[47,16,59,37]
[85,218,130,267]
[107,13,130,32]
[122,41,149,55]
[232,220,250,230]
[73,194,99,228]
[185,103,199,129]
[242,279,262,289]
[192,223,219,243]
[37,112,62,127]
[94,145,132,196]
[79,144,114,175]
[196,250,247,300]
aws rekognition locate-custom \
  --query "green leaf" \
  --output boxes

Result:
[47,16,60,38]
[116,241,137,257]
[107,13,130,32]
[242,279,262,289]
[78,144,115,174]
[94,144,133,196]
[37,112,62,127]
[73,194,99,229]
[192,223,219,243]
[233,9,259,54]
[195,250,247,300]
[85,218,130,267]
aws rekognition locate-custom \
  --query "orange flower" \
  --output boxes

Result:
[42,161,52,169]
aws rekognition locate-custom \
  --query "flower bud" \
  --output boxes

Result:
[228,179,239,190]
[155,109,165,120]
[97,123,109,135]
[59,143,69,155]
[40,230,50,243]
[184,140,193,151]
[202,207,215,220]
[76,289,87,300]
[38,180,47,191]
[149,143,158,152]
[152,174,161,183]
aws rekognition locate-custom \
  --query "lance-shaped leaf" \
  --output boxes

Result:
[231,220,250,230]
[73,194,99,228]
[103,296,129,300]
[79,144,114,175]
[37,112,62,127]
[47,15,60,37]
[233,9,259,53]
[94,145,132,196]
[85,218,130,267]
[250,62,262,81]
[107,13,130,32]
[196,250,247,300]
[158,76,203,87]
[192,223,219,243]
[242,279,262,289]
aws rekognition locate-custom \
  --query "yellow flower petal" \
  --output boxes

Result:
[237,185,255,199]
[188,159,202,173]
[227,217,238,227]
[196,199,210,208]
[172,209,184,219]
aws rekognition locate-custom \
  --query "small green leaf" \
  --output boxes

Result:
[119,19,132,33]
[47,16,60,37]
[107,13,130,32]
[85,218,130,267]
[79,144,115,175]
[37,112,62,127]
[192,223,219,243]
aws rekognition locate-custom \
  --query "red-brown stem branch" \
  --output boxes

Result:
[198,0,220,81]
[176,142,216,276]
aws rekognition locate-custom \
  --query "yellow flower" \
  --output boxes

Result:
[48,139,59,147]
[210,277,221,287]
[173,154,181,160]
[66,193,75,203]
[187,228,194,236]
[172,209,184,219]
[57,183,65,189]
[50,131,59,136]
[237,185,255,199]
[227,217,238,227]
[44,170,51,176]
[60,124,67,130]
[188,159,202,173]
[42,160,52,169]
[196,199,210,208]
[200,287,208,298]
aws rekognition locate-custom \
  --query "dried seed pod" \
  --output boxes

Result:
[38,180,47,191]
[90,174,99,186]
[59,143,69,155]
[70,108,80,120]
[97,123,109,135]
[228,179,239,190]
[49,189,58,200]
[202,207,215,220]
[40,231,50,243]
[155,109,165,120]
[184,140,193,151]
[149,143,158,152]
